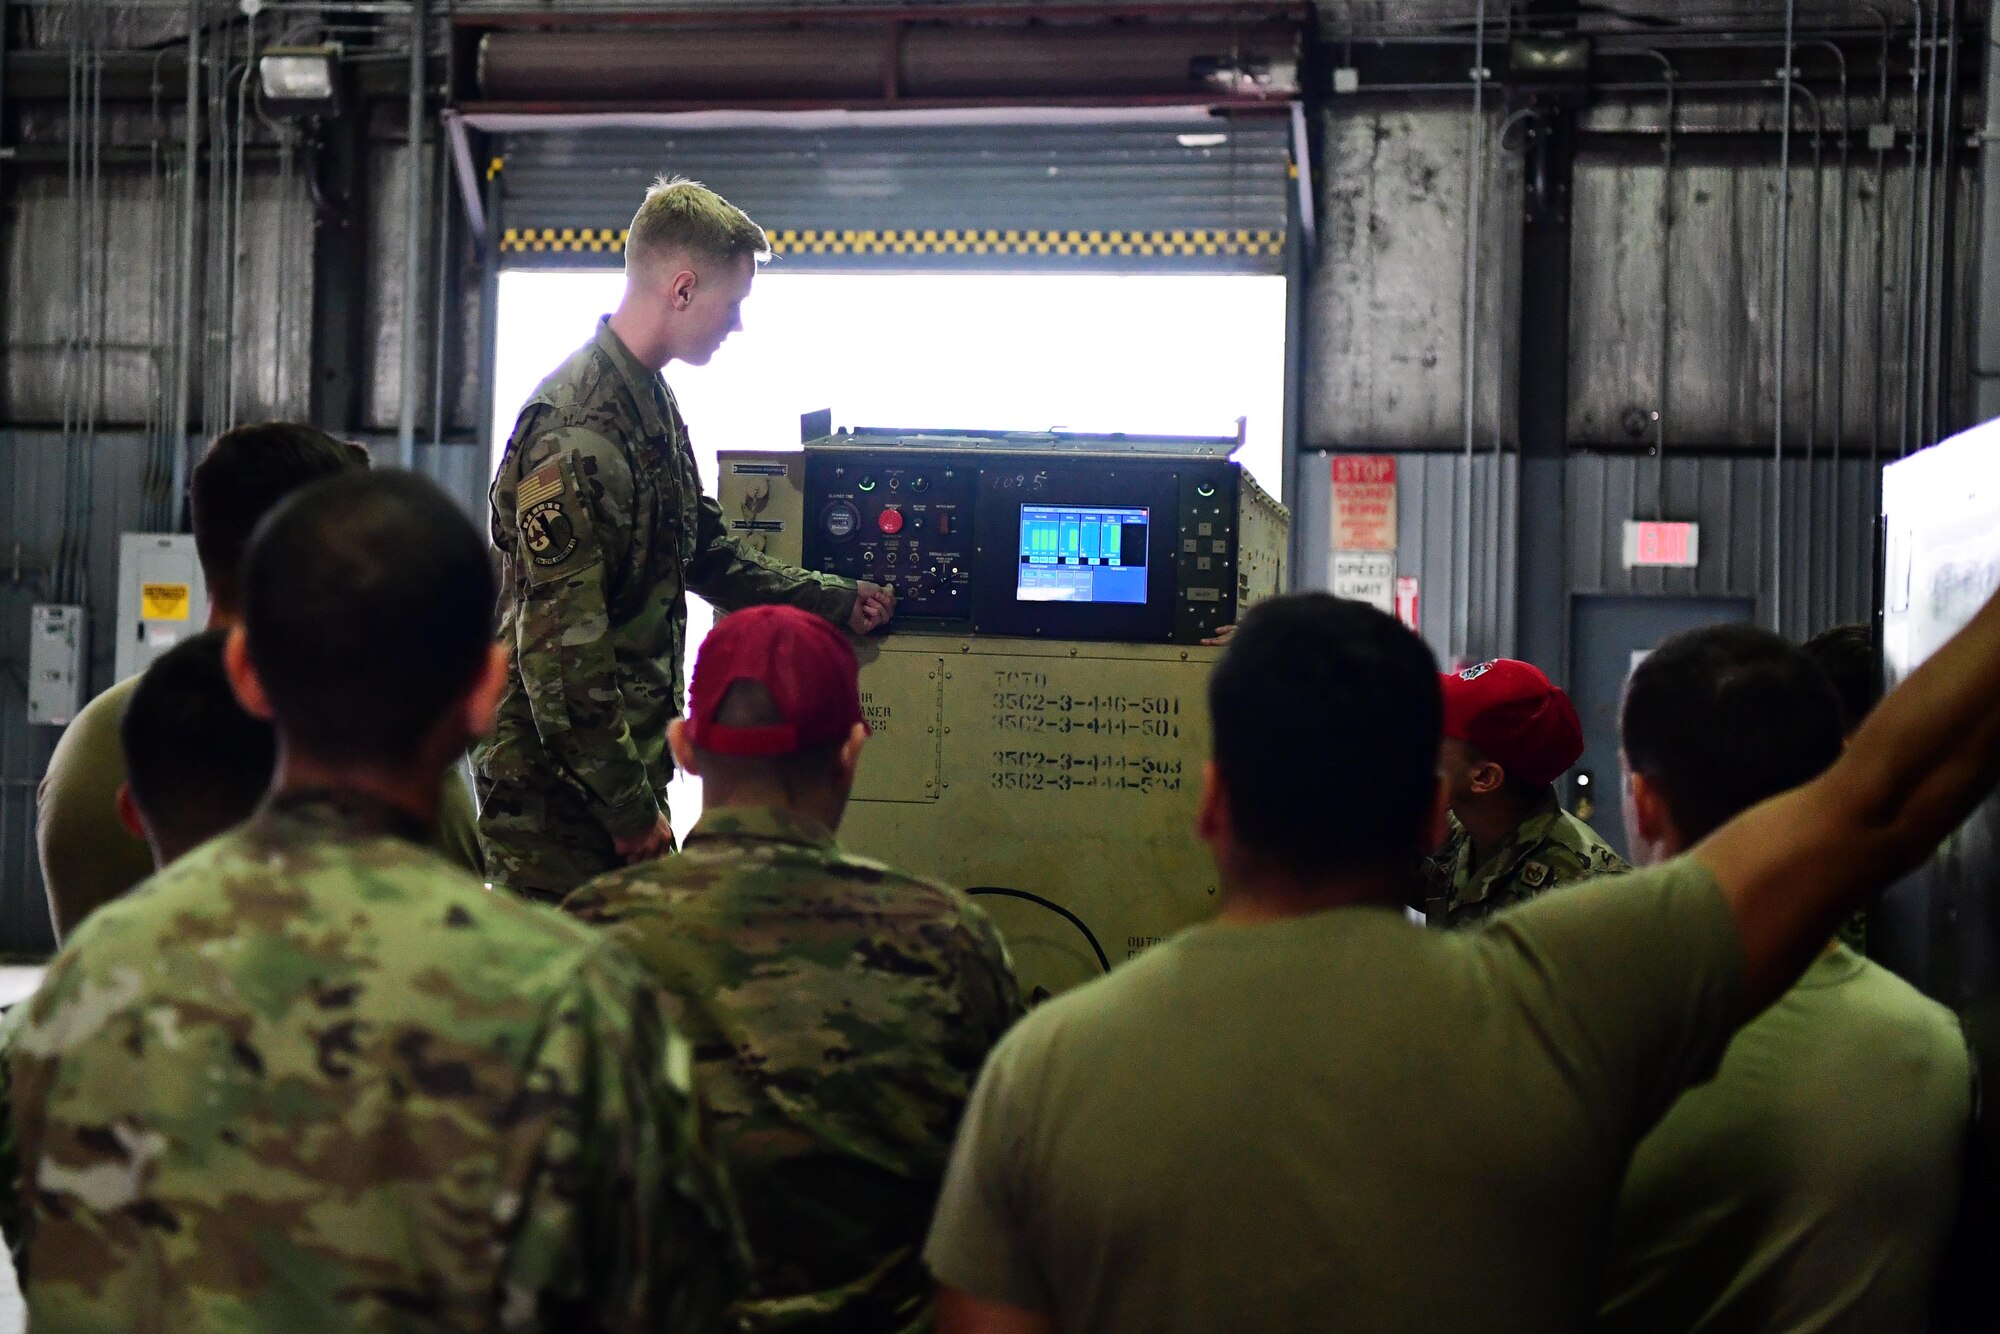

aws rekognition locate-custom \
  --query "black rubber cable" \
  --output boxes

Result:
[966,887,1111,974]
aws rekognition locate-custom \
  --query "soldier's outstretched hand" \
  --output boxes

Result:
[849,580,897,636]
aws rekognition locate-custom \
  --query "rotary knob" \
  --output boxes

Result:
[822,502,860,540]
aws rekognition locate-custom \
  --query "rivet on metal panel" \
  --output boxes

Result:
[1069,648,1078,656]
[944,727,952,734]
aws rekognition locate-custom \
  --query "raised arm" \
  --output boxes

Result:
[1698,588,2000,1010]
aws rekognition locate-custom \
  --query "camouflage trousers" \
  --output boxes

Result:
[476,778,672,905]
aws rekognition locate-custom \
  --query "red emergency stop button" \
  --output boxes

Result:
[877,508,905,535]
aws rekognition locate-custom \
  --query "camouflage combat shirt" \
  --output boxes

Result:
[0,788,742,1333]
[565,806,1024,1333]
[1425,792,1629,927]
[476,318,858,895]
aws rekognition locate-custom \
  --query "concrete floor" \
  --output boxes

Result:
[0,1250,17,1332]
[0,966,43,1332]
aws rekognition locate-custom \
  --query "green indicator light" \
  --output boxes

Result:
[1196,483,1217,498]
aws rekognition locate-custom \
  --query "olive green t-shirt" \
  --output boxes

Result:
[925,857,1744,1333]
[1600,945,1971,1334]
[36,673,486,941]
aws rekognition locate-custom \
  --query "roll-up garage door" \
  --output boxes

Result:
[494,118,1292,273]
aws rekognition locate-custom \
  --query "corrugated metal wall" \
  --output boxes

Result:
[1310,97,1969,452]
[0,135,467,437]
[1294,451,1879,678]
[1305,102,1519,450]
[1569,123,1975,452]
[3,155,313,426]
[1295,451,1519,668]
[1567,453,1881,640]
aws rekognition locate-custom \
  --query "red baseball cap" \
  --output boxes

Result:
[683,606,864,756]
[1439,659,1584,787]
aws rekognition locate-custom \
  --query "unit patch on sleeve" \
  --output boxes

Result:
[516,460,592,583]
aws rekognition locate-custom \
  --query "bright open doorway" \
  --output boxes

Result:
[490,268,1289,840]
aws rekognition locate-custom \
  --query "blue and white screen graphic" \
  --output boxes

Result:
[1016,504,1150,604]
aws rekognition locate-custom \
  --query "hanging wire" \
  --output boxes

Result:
[55,0,84,604]
[81,0,105,599]
[1454,0,1488,669]
[225,7,259,428]
[1770,0,1796,636]
[253,47,304,420]
[143,46,171,531]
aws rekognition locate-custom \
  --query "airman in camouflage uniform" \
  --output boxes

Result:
[567,806,1021,1333]
[0,790,741,1333]
[1426,658,1627,927]
[1424,797,1629,926]
[477,316,865,900]
[566,603,1021,1332]
[2,468,743,1333]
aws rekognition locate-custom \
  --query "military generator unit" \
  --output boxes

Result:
[718,425,1289,1000]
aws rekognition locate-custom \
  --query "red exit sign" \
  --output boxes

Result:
[1622,520,1701,568]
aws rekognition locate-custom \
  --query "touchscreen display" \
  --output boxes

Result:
[1016,504,1149,604]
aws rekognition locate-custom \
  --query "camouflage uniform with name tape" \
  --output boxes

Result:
[565,805,1023,1333]
[0,789,742,1332]
[1424,792,1630,928]
[476,318,857,901]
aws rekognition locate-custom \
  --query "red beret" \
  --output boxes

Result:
[1439,659,1584,787]
[683,606,863,756]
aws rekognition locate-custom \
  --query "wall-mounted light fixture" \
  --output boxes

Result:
[258,45,341,117]
[1508,35,1592,80]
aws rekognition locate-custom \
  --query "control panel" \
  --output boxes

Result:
[784,430,1289,645]
[805,454,975,622]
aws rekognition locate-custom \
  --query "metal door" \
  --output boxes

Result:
[496,121,1292,274]
[1567,594,1754,860]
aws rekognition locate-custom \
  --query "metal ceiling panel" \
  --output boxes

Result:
[444,0,1929,23]
[495,119,1293,271]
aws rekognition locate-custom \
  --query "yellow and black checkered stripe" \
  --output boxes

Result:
[500,226,1285,258]
[503,226,629,254]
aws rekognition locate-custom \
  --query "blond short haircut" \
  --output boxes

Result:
[625,176,770,277]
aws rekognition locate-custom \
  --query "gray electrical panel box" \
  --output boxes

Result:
[27,604,86,727]
[115,533,208,684]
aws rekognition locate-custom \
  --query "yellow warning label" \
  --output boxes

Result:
[141,583,191,621]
